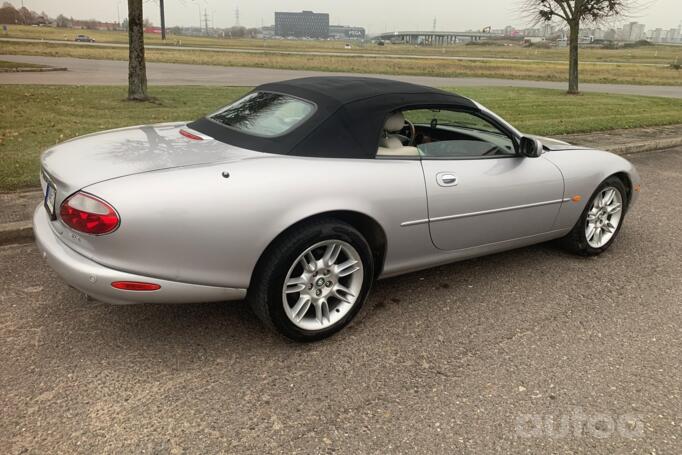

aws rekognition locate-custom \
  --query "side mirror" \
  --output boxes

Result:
[519,136,543,158]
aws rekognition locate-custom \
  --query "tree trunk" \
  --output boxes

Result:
[127,0,148,101]
[568,23,580,94]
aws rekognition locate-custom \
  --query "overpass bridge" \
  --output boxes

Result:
[375,30,504,45]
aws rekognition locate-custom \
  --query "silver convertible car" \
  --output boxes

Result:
[34,77,640,341]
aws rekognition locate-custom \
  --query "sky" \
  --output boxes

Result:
[12,0,682,34]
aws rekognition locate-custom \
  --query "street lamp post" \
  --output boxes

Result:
[159,0,166,40]
[198,5,202,33]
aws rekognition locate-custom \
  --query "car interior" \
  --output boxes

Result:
[376,109,517,159]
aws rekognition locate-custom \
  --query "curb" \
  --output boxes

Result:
[0,66,68,73]
[1,137,681,247]
[0,220,33,246]
[607,137,682,155]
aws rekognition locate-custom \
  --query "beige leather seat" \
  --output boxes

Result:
[377,112,420,157]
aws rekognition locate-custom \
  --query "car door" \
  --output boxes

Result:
[405,108,565,251]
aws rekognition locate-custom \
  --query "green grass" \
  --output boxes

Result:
[2,41,681,86]
[455,87,682,134]
[1,84,682,191]
[0,85,247,191]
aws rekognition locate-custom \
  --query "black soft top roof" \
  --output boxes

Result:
[189,76,478,159]
[256,76,471,107]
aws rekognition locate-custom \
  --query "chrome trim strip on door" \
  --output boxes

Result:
[401,218,430,227]
[401,198,571,227]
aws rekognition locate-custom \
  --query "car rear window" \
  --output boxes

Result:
[208,92,315,138]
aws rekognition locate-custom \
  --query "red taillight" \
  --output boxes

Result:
[111,281,161,291]
[179,129,203,141]
[60,192,120,235]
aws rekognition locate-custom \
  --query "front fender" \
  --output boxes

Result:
[544,149,640,230]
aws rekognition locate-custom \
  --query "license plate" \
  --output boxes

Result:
[44,183,56,219]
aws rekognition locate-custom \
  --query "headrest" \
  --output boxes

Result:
[384,112,405,132]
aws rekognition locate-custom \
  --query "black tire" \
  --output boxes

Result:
[562,176,628,256]
[248,218,375,342]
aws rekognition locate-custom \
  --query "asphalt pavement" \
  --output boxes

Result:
[1,54,681,98]
[1,148,681,453]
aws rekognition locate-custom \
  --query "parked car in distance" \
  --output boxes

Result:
[34,77,640,341]
[74,34,95,43]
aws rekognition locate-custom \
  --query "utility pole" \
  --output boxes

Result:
[159,0,166,40]
[203,10,209,35]
[198,6,201,32]
[235,7,240,27]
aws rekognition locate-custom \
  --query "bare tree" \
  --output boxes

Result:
[127,0,148,101]
[523,0,634,94]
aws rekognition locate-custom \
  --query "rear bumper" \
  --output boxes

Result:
[33,206,247,305]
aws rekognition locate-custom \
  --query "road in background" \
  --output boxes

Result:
[1,148,681,453]
[0,37,668,66]
[1,54,681,98]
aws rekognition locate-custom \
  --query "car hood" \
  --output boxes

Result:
[41,122,257,193]
[528,135,585,151]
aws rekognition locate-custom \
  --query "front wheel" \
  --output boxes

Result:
[248,219,375,342]
[562,177,628,256]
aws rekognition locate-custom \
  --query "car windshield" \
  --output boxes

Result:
[209,92,315,137]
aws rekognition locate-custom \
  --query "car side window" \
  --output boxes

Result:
[402,109,516,159]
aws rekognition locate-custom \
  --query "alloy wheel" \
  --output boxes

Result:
[282,240,364,331]
[585,186,623,248]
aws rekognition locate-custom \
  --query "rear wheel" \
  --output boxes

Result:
[563,177,627,256]
[248,219,374,341]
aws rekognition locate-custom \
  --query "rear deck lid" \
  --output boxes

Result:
[41,122,256,194]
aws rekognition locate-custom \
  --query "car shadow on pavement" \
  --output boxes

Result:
[55,240,579,352]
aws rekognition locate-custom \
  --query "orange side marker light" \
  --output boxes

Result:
[571,195,582,203]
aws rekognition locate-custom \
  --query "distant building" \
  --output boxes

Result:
[274,10,329,38]
[523,36,545,44]
[329,25,365,40]
[540,23,556,37]
[580,28,604,41]
[621,22,646,42]
[261,25,275,38]
[579,28,594,42]
[649,28,664,42]
[603,28,617,41]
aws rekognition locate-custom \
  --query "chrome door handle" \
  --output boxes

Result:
[437,173,458,187]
